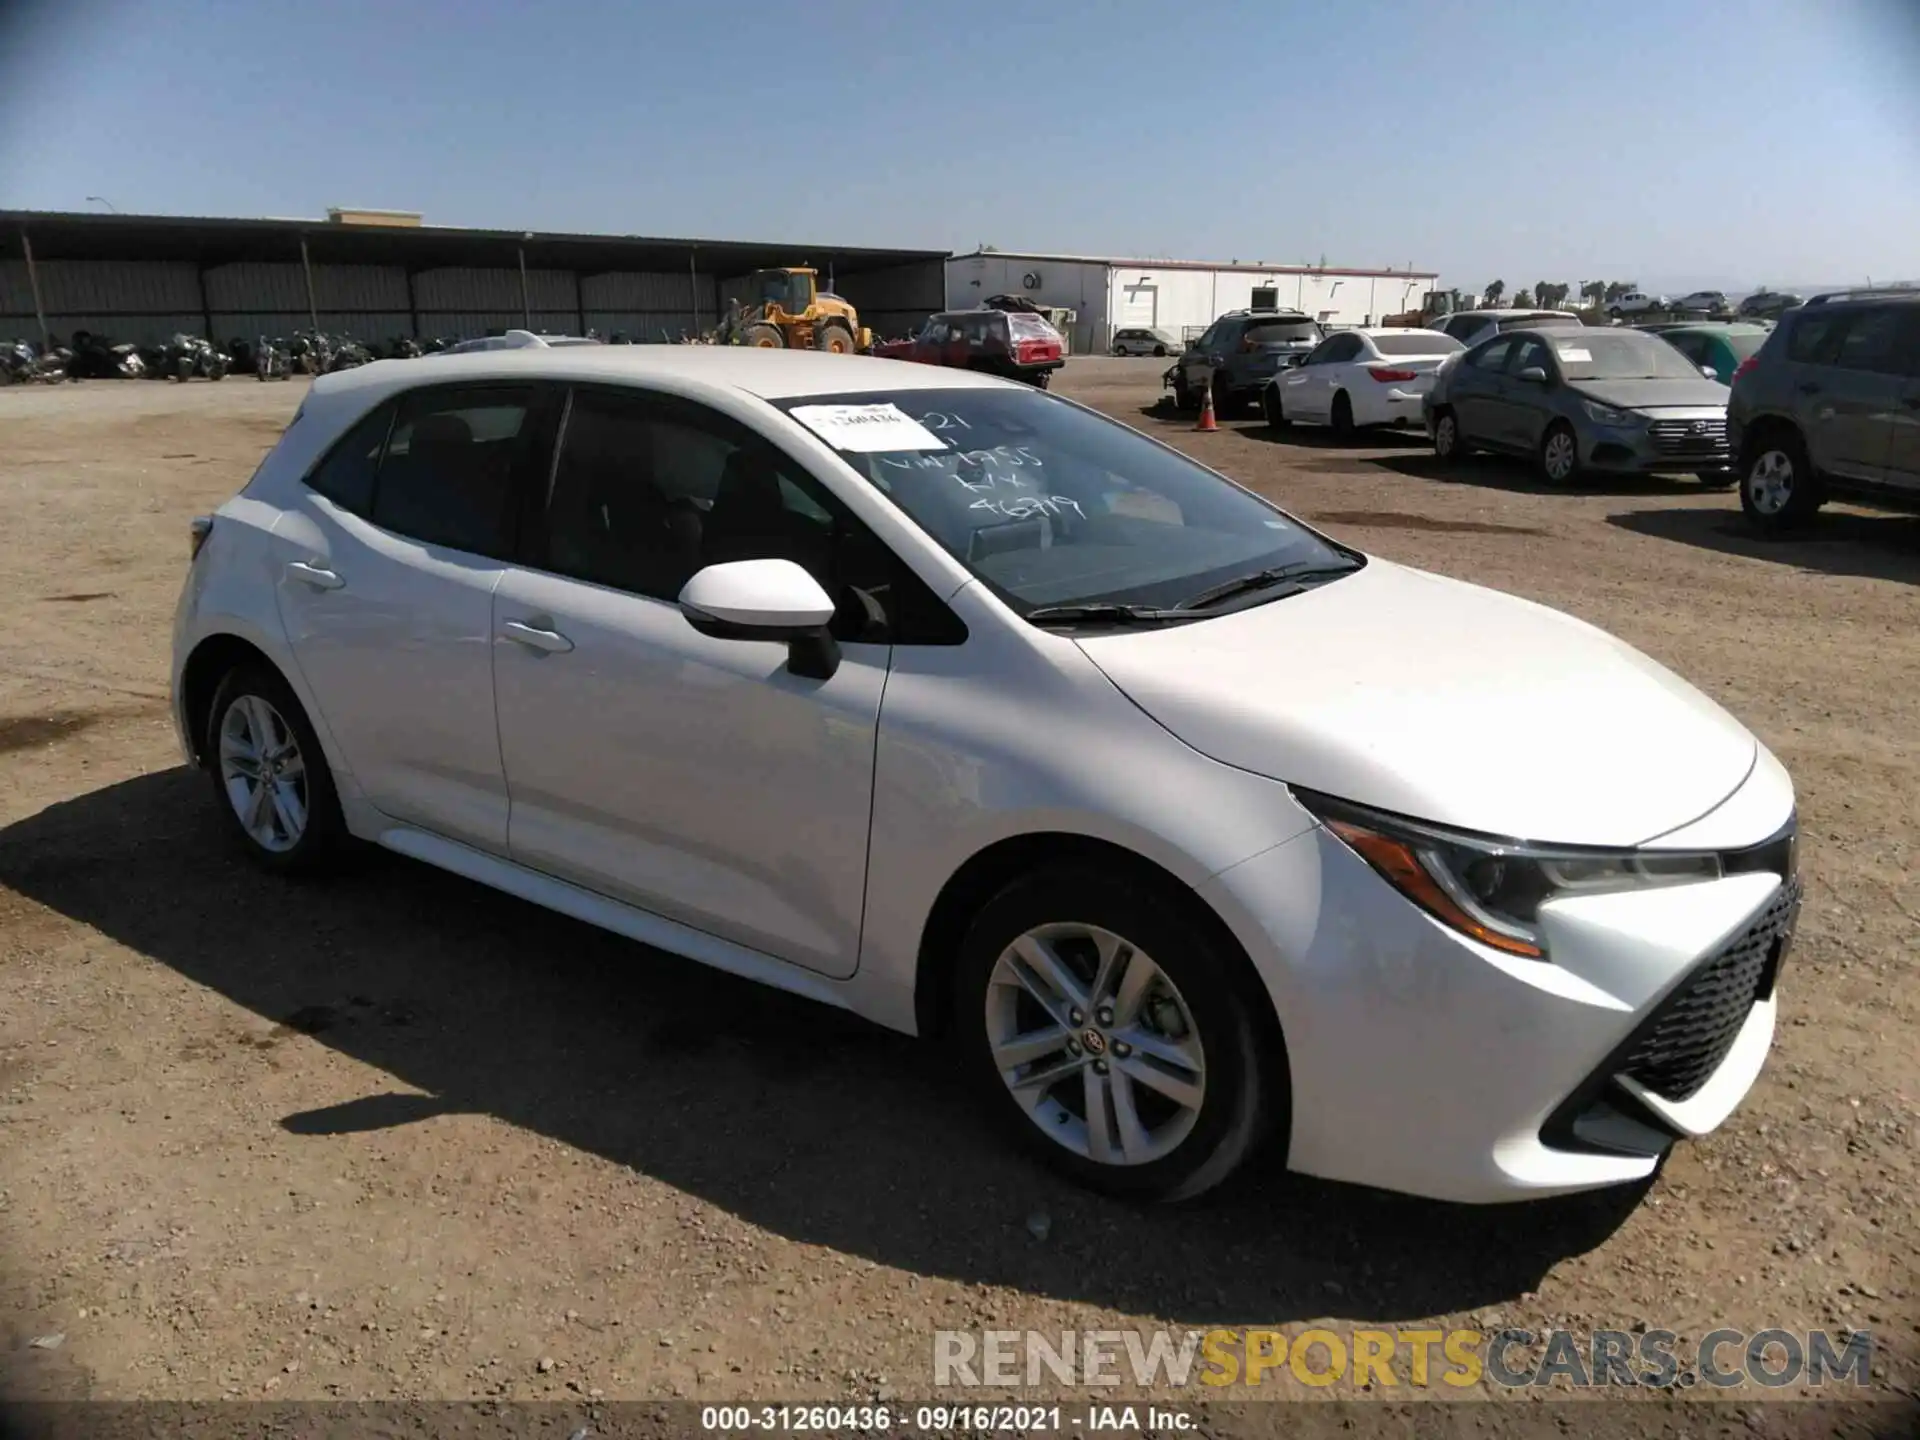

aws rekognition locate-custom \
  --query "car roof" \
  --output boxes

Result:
[1453,309,1581,320]
[1359,326,1451,337]
[1656,321,1769,333]
[308,345,1022,404]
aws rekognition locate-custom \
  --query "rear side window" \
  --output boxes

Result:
[1786,312,1848,365]
[304,403,393,514]
[372,386,540,557]
[1831,307,1904,373]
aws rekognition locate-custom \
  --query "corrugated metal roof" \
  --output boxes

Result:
[950,249,1439,280]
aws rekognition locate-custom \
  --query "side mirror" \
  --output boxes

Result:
[678,559,841,680]
[1516,366,1549,384]
[1700,365,1718,380]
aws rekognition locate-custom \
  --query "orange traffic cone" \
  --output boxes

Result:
[1196,386,1218,432]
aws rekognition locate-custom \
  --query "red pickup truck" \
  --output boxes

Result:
[873,309,1065,387]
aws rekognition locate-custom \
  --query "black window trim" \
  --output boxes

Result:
[297,396,397,515]
[522,380,967,646]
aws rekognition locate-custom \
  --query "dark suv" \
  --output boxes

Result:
[1166,309,1322,414]
[1726,290,1920,532]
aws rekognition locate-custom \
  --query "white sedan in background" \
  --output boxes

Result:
[1264,328,1465,437]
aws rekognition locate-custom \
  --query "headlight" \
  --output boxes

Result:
[1582,399,1642,427]
[1295,790,1721,959]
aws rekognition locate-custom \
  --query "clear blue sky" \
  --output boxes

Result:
[2,0,1916,295]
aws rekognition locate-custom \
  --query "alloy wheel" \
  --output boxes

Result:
[1747,450,1795,515]
[1435,414,1457,458]
[1543,429,1578,483]
[218,694,308,853]
[984,923,1206,1166]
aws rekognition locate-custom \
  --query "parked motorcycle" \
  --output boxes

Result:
[161,333,229,381]
[287,331,331,376]
[326,335,374,371]
[1,339,70,382]
[254,335,292,381]
[68,331,147,379]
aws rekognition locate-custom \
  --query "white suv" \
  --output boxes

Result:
[1606,292,1668,318]
[172,346,1800,1203]
[439,329,602,354]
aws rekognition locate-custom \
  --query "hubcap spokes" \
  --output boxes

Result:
[218,695,307,853]
[1750,451,1793,514]
[1546,434,1575,479]
[986,924,1206,1166]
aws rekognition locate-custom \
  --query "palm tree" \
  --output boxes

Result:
[1484,279,1506,305]
[1580,280,1606,307]
[1512,288,1537,308]
[1604,281,1635,304]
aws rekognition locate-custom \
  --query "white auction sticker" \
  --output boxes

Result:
[790,403,947,453]
[1556,347,1593,363]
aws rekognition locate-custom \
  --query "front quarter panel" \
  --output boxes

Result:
[857,583,1318,1033]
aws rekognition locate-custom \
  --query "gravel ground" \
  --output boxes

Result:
[0,362,1913,1427]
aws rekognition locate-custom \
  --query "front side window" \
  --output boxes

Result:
[776,388,1358,617]
[1469,338,1515,372]
[538,388,954,643]
[371,386,539,557]
[1509,338,1555,376]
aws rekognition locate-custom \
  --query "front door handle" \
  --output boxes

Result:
[500,619,574,654]
[285,560,344,591]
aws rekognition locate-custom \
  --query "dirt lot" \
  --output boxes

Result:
[0,361,1914,1417]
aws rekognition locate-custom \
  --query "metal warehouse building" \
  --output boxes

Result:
[0,210,948,350]
[947,250,1441,354]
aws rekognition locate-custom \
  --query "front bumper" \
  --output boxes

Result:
[1583,414,1732,475]
[1202,813,1797,1203]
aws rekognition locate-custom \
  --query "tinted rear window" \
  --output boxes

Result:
[1498,314,1582,332]
[1245,321,1320,345]
[1007,315,1060,340]
[1371,332,1463,356]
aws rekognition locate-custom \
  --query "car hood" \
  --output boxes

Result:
[1572,377,1729,409]
[1074,559,1756,847]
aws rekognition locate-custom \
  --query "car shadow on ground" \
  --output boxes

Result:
[1606,506,1920,586]
[0,770,1649,1326]
[1366,450,1716,499]
[1241,425,1431,451]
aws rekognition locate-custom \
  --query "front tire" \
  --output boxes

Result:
[813,321,856,355]
[743,322,785,349]
[953,867,1271,1202]
[1539,421,1581,486]
[1740,432,1823,533]
[205,664,347,875]
[1261,385,1289,430]
[1432,407,1467,463]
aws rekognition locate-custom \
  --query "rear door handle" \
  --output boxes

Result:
[285,561,344,591]
[500,619,574,654]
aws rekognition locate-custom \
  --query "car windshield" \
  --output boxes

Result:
[1372,332,1463,355]
[775,388,1358,616]
[1549,331,1701,380]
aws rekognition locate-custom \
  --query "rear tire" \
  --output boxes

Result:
[1171,375,1195,411]
[1153,345,1167,357]
[1740,431,1823,533]
[1262,385,1289,430]
[1330,391,1355,440]
[205,663,348,875]
[953,866,1273,1203]
[1210,375,1239,419]
[1539,421,1581,486]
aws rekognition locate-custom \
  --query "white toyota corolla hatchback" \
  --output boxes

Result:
[172,348,1800,1204]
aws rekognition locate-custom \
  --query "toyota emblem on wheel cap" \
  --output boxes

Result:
[1082,1029,1107,1055]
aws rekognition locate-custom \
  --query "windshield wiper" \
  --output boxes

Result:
[1023,602,1190,629]
[1179,559,1361,612]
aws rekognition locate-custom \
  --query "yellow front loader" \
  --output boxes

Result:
[715,267,872,353]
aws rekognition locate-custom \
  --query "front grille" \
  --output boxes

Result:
[1621,880,1801,1101]
[1649,418,1729,455]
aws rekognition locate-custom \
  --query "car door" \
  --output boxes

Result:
[1804,306,1903,483]
[1503,337,1561,450]
[271,382,555,853]
[1449,337,1517,447]
[1182,321,1225,394]
[489,385,903,979]
[1281,334,1337,420]
[1879,308,1920,491]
